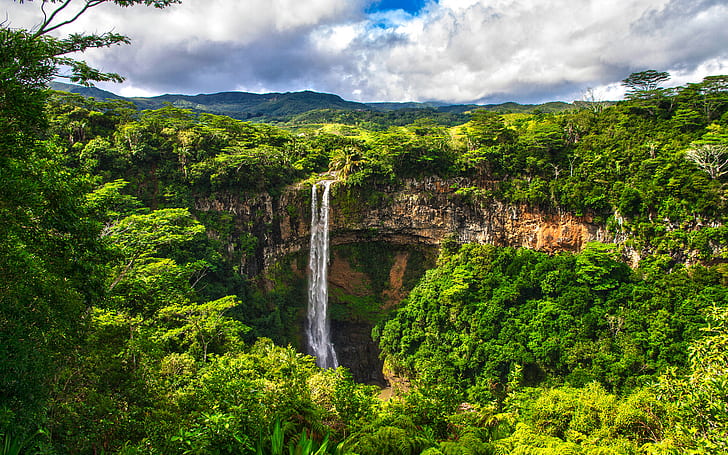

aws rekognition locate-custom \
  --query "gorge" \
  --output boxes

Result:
[194,177,629,382]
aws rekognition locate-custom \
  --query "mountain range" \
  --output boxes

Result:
[49,81,573,124]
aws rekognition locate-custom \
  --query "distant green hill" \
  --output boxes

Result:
[50,82,125,101]
[49,82,575,124]
[129,90,371,121]
[436,101,573,114]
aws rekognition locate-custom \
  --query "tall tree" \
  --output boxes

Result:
[0,0,179,436]
[681,75,728,121]
[622,70,671,99]
[621,70,673,117]
[686,143,728,179]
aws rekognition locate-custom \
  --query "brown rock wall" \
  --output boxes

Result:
[194,177,619,276]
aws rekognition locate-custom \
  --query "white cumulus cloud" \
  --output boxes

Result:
[2,0,727,102]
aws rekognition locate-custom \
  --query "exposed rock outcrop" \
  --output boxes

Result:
[194,177,621,277]
[193,177,624,383]
[332,177,622,254]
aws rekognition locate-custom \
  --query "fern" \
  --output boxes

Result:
[1,433,25,455]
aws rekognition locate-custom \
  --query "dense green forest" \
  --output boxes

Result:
[2,3,728,454]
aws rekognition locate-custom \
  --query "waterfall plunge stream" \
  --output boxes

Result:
[306,181,338,369]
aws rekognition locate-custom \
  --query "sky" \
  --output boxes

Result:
[3,0,728,103]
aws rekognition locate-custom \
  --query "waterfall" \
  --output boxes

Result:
[306,181,338,369]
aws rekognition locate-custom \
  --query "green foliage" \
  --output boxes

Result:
[378,243,724,399]
[346,424,435,455]
[367,126,457,179]
[656,304,728,453]
[574,243,628,291]
[622,70,671,99]
[104,208,209,312]
[157,296,249,362]
[0,432,29,455]
[189,145,296,193]
[256,420,335,455]
[0,24,109,433]
[5,18,728,453]
[290,107,470,131]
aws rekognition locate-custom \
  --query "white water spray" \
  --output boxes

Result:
[306,181,338,369]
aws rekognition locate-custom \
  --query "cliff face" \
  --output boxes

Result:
[194,177,621,383]
[195,176,620,277]
[332,177,622,254]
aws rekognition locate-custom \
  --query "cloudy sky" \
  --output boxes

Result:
[4,0,728,103]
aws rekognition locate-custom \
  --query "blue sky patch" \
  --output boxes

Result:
[367,0,430,15]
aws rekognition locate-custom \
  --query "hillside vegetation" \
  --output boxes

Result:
[50,81,573,126]
[2,16,728,454]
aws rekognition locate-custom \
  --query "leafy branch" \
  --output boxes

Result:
[9,0,179,85]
